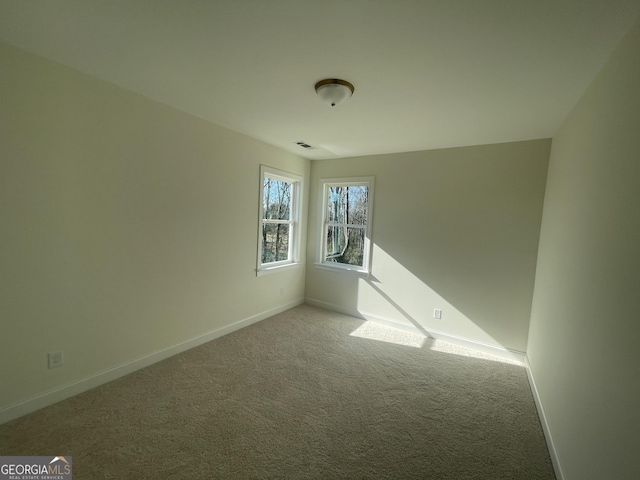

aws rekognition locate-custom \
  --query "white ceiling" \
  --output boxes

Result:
[1,1,639,160]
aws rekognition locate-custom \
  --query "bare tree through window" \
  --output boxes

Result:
[322,181,372,269]
[262,177,293,263]
[257,166,301,273]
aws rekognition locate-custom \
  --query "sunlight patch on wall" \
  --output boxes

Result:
[357,245,503,347]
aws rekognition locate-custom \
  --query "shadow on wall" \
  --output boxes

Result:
[354,245,525,363]
[307,140,549,358]
[366,147,546,354]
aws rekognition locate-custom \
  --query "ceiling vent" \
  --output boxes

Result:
[294,141,315,150]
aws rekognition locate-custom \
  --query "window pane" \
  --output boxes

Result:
[325,226,365,267]
[263,178,292,220]
[262,223,290,263]
[326,186,344,223]
[347,185,368,225]
[326,185,368,225]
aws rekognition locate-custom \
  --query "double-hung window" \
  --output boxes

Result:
[257,165,301,274]
[317,177,374,274]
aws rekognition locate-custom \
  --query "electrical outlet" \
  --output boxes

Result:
[280,287,285,296]
[48,351,63,369]
[434,309,442,320]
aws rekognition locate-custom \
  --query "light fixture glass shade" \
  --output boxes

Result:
[315,79,354,106]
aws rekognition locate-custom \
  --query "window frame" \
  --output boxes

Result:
[256,165,302,276]
[316,176,375,275]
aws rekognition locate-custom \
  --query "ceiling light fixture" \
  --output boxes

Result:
[315,79,355,107]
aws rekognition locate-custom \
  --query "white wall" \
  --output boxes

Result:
[306,140,550,356]
[527,17,640,480]
[0,43,309,420]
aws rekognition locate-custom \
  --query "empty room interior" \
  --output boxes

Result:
[1,1,639,479]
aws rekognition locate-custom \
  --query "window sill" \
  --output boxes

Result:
[256,262,301,277]
[314,262,370,277]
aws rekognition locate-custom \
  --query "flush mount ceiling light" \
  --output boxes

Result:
[315,79,355,107]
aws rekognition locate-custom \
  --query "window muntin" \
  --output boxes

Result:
[257,166,301,274]
[319,177,374,273]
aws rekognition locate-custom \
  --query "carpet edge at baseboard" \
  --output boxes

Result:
[0,299,304,425]
[524,355,566,480]
[305,297,525,364]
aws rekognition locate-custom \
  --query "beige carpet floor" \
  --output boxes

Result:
[0,304,555,479]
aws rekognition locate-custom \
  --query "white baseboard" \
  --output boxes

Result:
[305,297,361,319]
[524,355,566,480]
[0,299,304,425]
[305,297,525,364]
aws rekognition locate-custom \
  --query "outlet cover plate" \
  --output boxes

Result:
[48,351,63,369]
